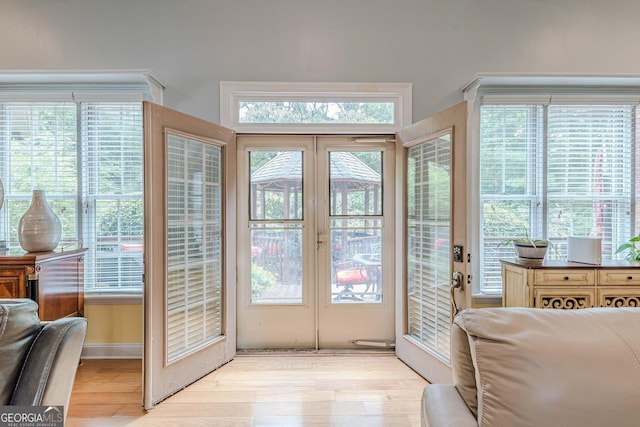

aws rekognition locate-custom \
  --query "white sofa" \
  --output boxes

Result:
[421,307,640,427]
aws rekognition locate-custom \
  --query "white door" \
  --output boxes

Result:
[143,102,236,409]
[236,135,395,349]
[316,136,395,348]
[395,102,469,383]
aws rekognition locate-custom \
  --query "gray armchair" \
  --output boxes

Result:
[0,298,87,418]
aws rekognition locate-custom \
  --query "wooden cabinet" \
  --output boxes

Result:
[502,259,640,309]
[0,248,87,320]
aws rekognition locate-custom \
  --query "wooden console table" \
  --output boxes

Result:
[501,259,640,309]
[0,248,87,320]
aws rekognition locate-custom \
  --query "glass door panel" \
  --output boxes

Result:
[329,151,384,303]
[317,137,395,349]
[249,150,304,304]
[236,136,316,350]
[250,223,303,304]
[330,218,382,302]
[237,135,395,350]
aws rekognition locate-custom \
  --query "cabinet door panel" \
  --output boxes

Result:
[0,269,27,299]
[502,263,529,307]
[598,288,640,307]
[38,256,82,320]
[534,288,594,309]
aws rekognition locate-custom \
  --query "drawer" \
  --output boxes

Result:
[534,269,595,285]
[598,270,640,286]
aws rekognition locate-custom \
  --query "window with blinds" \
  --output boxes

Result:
[479,103,637,294]
[81,102,143,292]
[0,103,79,250]
[0,101,143,293]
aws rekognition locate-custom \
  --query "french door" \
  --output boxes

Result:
[236,135,395,349]
[395,102,469,383]
[143,102,236,409]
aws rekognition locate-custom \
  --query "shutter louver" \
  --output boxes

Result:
[406,136,452,362]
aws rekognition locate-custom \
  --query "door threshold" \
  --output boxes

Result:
[236,348,395,356]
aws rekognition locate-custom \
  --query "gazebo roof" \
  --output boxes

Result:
[252,151,380,185]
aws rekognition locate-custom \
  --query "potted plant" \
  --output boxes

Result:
[498,231,550,261]
[615,234,640,261]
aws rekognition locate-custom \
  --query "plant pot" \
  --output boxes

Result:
[514,241,548,261]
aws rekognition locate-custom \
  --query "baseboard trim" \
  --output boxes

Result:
[82,343,142,359]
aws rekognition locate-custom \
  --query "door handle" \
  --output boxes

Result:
[450,271,464,316]
[317,234,327,250]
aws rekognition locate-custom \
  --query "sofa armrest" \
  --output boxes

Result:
[10,317,87,411]
[421,384,478,427]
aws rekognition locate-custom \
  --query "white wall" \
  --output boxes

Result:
[1,0,639,123]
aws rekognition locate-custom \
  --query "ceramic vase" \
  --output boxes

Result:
[18,190,62,252]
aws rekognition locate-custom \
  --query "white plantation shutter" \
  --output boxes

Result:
[406,136,452,362]
[81,102,144,292]
[165,133,223,361]
[479,101,637,294]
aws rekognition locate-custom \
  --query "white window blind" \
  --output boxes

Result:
[479,105,543,294]
[479,103,637,294]
[547,105,633,255]
[0,103,79,250]
[0,71,161,296]
[81,102,143,292]
[406,135,452,362]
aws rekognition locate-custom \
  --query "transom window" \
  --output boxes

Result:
[220,81,411,134]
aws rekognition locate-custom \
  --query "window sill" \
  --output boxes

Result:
[84,292,142,305]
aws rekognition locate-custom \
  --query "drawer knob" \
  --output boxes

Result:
[564,276,569,280]
[628,276,633,280]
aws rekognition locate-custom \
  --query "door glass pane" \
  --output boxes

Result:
[250,223,303,304]
[166,133,223,363]
[329,151,383,304]
[330,219,382,303]
[250,151,302,220]
[406,134,452,362]
[329,151,382,216]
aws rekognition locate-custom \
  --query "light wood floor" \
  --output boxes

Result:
[67,353,428,426]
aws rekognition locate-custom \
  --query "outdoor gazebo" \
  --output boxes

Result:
[250,151,382,288]
[250,151,381,219]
